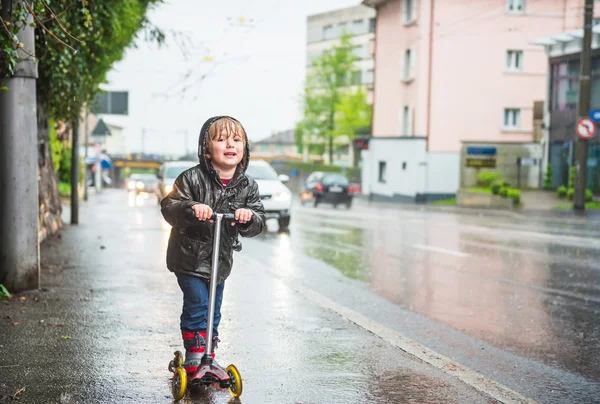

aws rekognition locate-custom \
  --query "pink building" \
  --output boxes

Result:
[361,0,599,202]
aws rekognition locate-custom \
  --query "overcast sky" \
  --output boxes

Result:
[103,0,361,155]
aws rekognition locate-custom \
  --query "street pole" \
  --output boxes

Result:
[0,0,40,292]
[574,0,594,211]
[83,109,89,201]
[141,127,146,156]
[71,119,80,224]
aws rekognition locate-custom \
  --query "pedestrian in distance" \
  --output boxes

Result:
[161,116,266,374]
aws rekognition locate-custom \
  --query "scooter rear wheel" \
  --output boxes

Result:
[226,364,243,397]
[172,367,188,401]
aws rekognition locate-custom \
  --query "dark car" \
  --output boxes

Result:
[126,173,158,195]
[300,172,356,208]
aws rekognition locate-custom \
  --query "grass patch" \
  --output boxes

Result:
[467,187,492,194]
[552,201,600,210]
[58,181,70,197]
[432,198,456,206]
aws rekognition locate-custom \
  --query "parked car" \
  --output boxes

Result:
[126,173,158,195]
[156,161,197,203]
[245,159,292,231]
[300,172,357,208]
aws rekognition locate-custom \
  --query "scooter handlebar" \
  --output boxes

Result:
[185,208,237,222]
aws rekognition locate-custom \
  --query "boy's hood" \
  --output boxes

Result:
[197,116,251,178]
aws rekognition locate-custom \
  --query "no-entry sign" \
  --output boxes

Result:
[576,117,597,140]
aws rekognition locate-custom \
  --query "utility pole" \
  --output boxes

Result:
[141,127,146,156]
[71,120,80,224]
[0,0,40,292]
[574,0,595,211]
[83,109,89,201]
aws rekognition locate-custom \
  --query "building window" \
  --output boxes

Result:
[378,161,387,183]
[503,108,521,129]
[369,17,376,33]
[506,50,523,71]
[551,60,585,111]
[507,0,526,14]
[403,48,415,81]
[365,69,374,85]
[402,106,412,135]
[351,71,362,85]
[352,44,366,60]
[402,0,418,24]
[323,25,334,40]
[352,19,366,35]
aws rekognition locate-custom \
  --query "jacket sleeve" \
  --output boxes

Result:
[237,180,265,237]
[160,172,200,228]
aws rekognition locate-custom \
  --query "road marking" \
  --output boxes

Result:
[243,255,536,404]
[413,244,470,257]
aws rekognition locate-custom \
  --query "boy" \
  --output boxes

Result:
[161,116,265,373]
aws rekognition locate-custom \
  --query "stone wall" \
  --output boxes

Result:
[456,189,514,209]
[37,102,63,242]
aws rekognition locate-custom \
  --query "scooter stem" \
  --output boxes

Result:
[204,213,223,362]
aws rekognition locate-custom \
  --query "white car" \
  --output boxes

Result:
[156,160,197,204]
[245,159,292,231]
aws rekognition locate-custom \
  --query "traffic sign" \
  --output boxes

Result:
[576,117,597,140]
[589,109,600,123]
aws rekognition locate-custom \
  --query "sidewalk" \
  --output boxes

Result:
[0,190,492,403]
[353,191,600,221]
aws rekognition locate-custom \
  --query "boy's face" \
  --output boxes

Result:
[207,127,245,175]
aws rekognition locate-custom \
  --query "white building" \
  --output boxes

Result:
[306,5,376,166]
[307,5,376,85]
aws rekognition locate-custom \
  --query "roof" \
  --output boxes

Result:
[362,0,390,7]
[254,129,296,145]
[531,25,600,48]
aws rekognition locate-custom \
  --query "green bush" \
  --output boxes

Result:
[58,182,71,197]
[586,189,594,202]
[476,171,503,187]
[507,188,521,205]
[568,166,576,189]
[499,186,509,197]
[557,186,567,198]
[491,180,504,195]
[543,164,553,190]
[567,188,574,200]
[58,146,72,183]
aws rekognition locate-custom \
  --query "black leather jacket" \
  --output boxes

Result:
[160,116,265,284]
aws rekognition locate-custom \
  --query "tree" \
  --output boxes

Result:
[0,0,164,292]
[334,87,372,166]
[1,0,165,121]
[296,32,358,164]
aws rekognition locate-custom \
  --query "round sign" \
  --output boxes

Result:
[576,117,597,140]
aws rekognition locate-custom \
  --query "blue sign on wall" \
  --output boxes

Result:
[589,110,600,123]
[467,147,497,156]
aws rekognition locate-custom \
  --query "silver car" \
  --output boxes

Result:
[156,161,197,204]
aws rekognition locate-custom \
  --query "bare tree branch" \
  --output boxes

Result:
[0,16,36,58]
[41,0,85,45]
[22,0,78,53]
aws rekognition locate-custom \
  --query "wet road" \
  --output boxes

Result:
[246,197,600,402]
[1,190,495,404]
[1,189,599,403]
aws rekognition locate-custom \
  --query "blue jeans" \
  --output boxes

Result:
[176,273,225,336]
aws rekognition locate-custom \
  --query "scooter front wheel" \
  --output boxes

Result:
[226,364,243,397]
[172,366,188,401]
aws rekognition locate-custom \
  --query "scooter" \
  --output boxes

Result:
[169,212,243,401]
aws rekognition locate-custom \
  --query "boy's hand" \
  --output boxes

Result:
[192,203,213,221]
[233,208,253,225]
